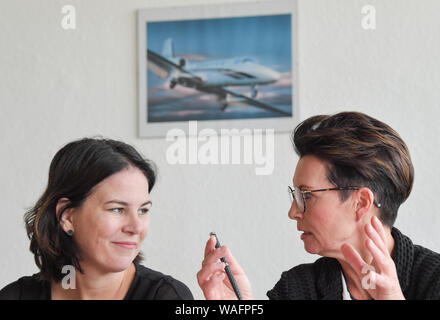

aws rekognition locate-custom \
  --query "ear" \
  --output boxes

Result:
[56,197,75,233]
[354,187,375,222]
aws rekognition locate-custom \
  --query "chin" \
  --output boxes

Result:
[101,256,135,273]
[109,262,133,273]
[304,243,336,258]
[303,240,322,255]
[304,246,321,255]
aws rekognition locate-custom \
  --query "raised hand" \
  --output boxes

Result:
[197,235,254,300]
[341,216,405,300]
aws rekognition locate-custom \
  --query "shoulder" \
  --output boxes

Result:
[411,243,440,299]
[413,243,440,268]
[0,279,22,299]
[267,257,338,300]
[392,228,440,299]
[0,274,48,300]
[126,263,193,300]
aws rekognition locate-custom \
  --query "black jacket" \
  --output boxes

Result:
[267,228,440,300]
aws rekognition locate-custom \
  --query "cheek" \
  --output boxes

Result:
[97,219,123,240]
[76,214,120,244]
[310,203,353,243]
[307,201,333,225]
[139,216,150,240]
[310,212,333,242]
[308,203,343,236]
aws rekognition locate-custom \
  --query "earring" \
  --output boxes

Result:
[67,229,74,236]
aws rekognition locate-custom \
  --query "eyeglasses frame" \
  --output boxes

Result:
[287,186,382,213]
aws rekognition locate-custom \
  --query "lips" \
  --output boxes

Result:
[112,241,137,249]
[297,227,311,234]
[300,232,312,240]
[298,228,312,240]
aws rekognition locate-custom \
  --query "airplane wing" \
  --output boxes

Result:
[147,49,180,79]
[207,86,291,116]
[147,49,202,88]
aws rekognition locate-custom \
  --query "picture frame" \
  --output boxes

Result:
[137,0,298,138]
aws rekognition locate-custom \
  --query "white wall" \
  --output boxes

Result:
[1,0,439,299]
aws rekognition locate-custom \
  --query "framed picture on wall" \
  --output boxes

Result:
[138,0,298,138]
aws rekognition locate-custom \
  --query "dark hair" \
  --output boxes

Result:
[293,111,414,227]
[24,137,157,282]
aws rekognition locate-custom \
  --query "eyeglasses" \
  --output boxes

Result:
[287,186,382,213]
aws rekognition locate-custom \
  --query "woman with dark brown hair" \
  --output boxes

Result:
[0,137,193,300]
[197,111,440,300]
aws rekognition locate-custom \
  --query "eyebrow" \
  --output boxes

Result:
[104,200,152,207]
[297,184,313,190]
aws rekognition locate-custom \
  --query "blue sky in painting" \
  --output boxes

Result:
[147,14,291,72]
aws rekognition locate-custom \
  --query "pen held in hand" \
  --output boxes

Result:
[210,232,242,300]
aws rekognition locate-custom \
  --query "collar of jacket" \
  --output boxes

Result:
[316,227,414,300]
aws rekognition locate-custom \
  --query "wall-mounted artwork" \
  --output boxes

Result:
[138,1,297,137]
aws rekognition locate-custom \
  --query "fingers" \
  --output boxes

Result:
[371,216,387,246]
[202,271,226,299]
[199,237,243,300]
[341,241,388,282]
[365,238,392,274]
[364,216,394,273]
[365,221,388,255]
[221,245,245,275]
[342,242,389,293]
[202,239,244,272]
[341,219,404,299]
[202,245,228,267]
[341,243,367,275]
[197,261,226,287]
[204,235,217,259]
[202,235,225,268]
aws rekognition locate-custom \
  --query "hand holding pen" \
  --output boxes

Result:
[197,233,254,300]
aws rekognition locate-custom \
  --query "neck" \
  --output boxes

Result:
[51,262,135,300]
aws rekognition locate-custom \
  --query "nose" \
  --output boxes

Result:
[270,69,281,82]
[288,200,303,221]
[263,67,281,83]
[122,211,145,235]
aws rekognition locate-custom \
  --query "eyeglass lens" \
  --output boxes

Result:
[289,187,305,213]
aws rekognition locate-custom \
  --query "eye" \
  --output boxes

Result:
[303,192,313,200]
[110,208,123,214]
[138,208,150,216]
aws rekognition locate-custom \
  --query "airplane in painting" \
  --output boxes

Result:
[147,38,290,116]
